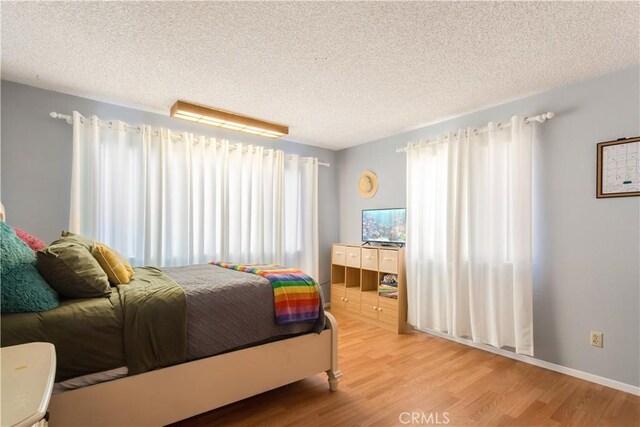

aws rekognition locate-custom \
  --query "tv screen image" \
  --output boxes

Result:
[362,208,406,244]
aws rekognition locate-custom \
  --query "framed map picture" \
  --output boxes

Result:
[596,136,640,198]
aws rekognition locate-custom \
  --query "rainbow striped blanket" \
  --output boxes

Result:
[211,262,320,325]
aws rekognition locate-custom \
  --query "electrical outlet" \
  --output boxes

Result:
[590,331,603,348]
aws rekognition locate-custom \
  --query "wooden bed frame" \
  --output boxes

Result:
[47,312,341,426]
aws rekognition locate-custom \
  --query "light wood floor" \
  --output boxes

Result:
[173,312,639,427]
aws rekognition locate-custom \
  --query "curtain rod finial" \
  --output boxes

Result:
[50,111,73,124]
[538,112,555,123]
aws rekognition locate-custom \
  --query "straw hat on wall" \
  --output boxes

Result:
[358,170,378,199]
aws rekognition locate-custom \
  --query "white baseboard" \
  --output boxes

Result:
[414,326,640,396]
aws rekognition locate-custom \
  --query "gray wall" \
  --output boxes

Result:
[0,81,338,295]
[336,65,640,387]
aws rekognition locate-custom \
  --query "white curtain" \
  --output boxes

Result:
[406,116,533,356]
[70,112,319,280]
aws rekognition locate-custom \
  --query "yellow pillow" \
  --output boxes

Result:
[91,243,134,285]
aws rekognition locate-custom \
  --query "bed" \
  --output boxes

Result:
[1,263,341,426]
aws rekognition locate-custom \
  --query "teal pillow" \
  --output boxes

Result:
[1,224,36,273]
[1,221,59,312]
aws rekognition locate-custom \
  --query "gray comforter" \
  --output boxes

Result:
[163,264,325,361]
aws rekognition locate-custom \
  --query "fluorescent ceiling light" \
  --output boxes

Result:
[171,100,288,139]
[220,124,244,131]
[173,113,200,122]
[198,118,223,126]
[176,110,203,119]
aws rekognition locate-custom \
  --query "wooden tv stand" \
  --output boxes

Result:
[328,243,407,334]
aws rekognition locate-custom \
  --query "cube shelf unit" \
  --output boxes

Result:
[329,243,407,333]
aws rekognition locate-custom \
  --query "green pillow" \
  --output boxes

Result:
[37,241,111,298]
[0,221,59,312]
[59,231,96,251]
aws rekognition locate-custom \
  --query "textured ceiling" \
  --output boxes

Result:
[2,2,638,150]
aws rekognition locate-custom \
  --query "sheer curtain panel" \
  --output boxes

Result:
[69,112,319,280]
[406,116,534,356]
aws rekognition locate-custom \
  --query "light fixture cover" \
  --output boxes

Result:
[170,100,288,138]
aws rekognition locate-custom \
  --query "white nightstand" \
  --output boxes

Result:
[1,343,56,427]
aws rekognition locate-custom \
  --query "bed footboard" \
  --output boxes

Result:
[324,311,342,391]
[48,314,340,426]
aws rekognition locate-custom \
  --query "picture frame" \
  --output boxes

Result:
[596,136,640,198]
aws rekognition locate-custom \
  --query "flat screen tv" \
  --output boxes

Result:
[362,208,406,245]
